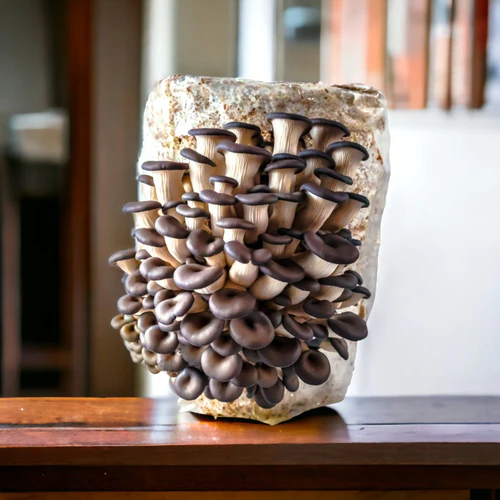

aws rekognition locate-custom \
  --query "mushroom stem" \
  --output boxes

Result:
[182,174,193,193]
[242,205,270,243]
[142,161,187,206]
[283,285,310,305]
[262,241,287,259]
[292,252,338,279]
[249,275,287,301]
[268,169,295,193]
[195,269,227,294]
[268,200,297,231]
[156,278,180,291]
[270,118,311,155]
[293,191,338,232]
[314,284,344,301]
[164,237,190,264]
[309,120,349,151]
[229,261,259,287]
[207,204,233,237]
[137,175,158,202]
[322,194,369,232]
[281,237,302,259]
[205,251,226,268]
[146,246,180,268]
[224,154,264,195]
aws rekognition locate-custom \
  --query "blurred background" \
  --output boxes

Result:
[1,0,499,398]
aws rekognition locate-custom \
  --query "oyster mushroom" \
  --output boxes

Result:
[266,112,312,155]
[216,217,256,265]
[141,160,188,206]
[209,175,239,195]
[211,331,242,357]
[208,379,244,402]
[230,362,258,388]
[327,312,368,341]
[134,227,179,268]
[293,231,359,279]
[223,121,262,146]
[264,159,305,193]
[175,204,210,232]
[314,167,353,193]
[257,336,302,368]
[155,291,204,325]
[267,191,305,233]
[296,149,335,187]
[282,365,300,392]
[201,347,243,382]
[216,141,271,195]
[208,288,256,320]
[124,271,148,297]
[186,229,226,267]
[161,200,185,223]
[259,232,292,259]
[294,349,331,385]
[314,272,360,301]
[277,227,304,259]
[235,192,278,243]
[188,127,237,175]
[322,193,370,232]
[117,294,142,315]
[155,215,191,264]
[137,174,157,201]
[325,141,369,179]
[229,311,275,349]
[123,200,162,229]
[281,313,314,341]
[180,148,217,193]
[282,277,320,305]
[173,263,226,294]
[309,118,350,151]
[108,248,139,274]
[199,190,237,237]
[293,183,348,233]
[225,241,272,287]
[182,191,206,210]
[173,367,207,400]
[249,258,305,301]
[143,325,178,354]
[340,285,371,309]
[180,311,225,346]
[139,257,178,291]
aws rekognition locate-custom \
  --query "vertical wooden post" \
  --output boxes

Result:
[469,0,489,108]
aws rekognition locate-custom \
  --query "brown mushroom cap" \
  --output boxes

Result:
[189,127,237,140]
[134,228,165,248]
[209,175,239,188]
[148,281,166,297]
[267,310,283,328]
[230,361,258,388]
[264,159,306,174]
[352,285,371,299]
[259,259,305,284]
[273,295,292,307]
[135,249,151,261]
[180,311,224,346]
[303,231,359,265]
[108,248,136,266]
[278,227,304,240]
[294,350,331,385]
[157,351,187,373]
[211,331,242,357]
[216,141,272,160]
[333,288,353,303]
[242,347,261,363]
[201,347,243,382]
[346,192,370,207]
[216,217,256,231]
[271,153,306,163]
[282,365,300,392]
[303,298,336,318]
[259,233,292,245]
[117,295,142,315]
[124,271,148,297]
[344,269,363,285]
[309,323,329,340]
[266,112,312,133]
[248,184,272,193]
[139,257,175,281]
[181,191,202,202]
[208,379,244,402]
[325,140,369,160]
[255,362,279,388]
[298,149,335,165]
[327,312,368,341]
[199,189,237,206]
[260,379,285,405]
[180,148,216,166]
[257,336,301,368]
[175,204,210,219]
[293,278,321,292]
[209,288,257,320]
[162,200,184,214]
[253,387,277,408]
[137,174,155,186]
[180,343,208,366]
[318,272,359,289]
[330,337,349,360]
[186,229,225,258]
[224,241,252,263]
[142,160,189,171]
[173,367,207,400]
[144,325,178,354]
[155,215,189,239]
[123,200,162,213]
[282,313,314,341]
[300,183,349,204]
[155,292,195,325]
[251,248,273,266]
[223,121,261,134]
[229,311,275,349]
[310,118,350,135]
[173,263,224,291]
[235,192,278,206]
[314,167,353,186]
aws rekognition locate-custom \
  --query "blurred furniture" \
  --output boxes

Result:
[0,396,499,497]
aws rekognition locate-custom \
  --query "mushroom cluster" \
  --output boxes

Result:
[109,114,372,409]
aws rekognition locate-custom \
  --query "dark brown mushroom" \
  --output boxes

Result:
[155,215,191,264]
[173,367,207,400]
[157,351,187,373]
[325,141,369,179]
[322,192,370,232]
[117,294,142,315]
[208,379,244,402]
[186,229,226,267]
[327,312,368,341]
[223,121,261,146]
[294,349,331,385]
[296,149,335,187]
[257,336,301,368]
[309,118,350,151]
[180,311,224,346]
[329,337,349,360]
[208,288,256,320]
[180,343,208,366]
[211,331,242,357]
[229,311,275,349]
[189,128,237,175]
[255,362,279,388]
[199,189,237,237]
[141,160,188,206]
[235,192,278,243]
[201,347,243,382]
[180,148,217,193]
[173,263,226,294]
[124,271,148,297]
[281,313,314,341]
[108,248,139,275]
[230,362,258,388]
[143,325,178,355]
[282,365,300,392]
[123,200,162,229]
[267,112,312,155]
[260,378,285,405]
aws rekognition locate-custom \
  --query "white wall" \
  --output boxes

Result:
[350,110,500,396]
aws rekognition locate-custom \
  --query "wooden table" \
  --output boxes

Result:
[0,396,499,499]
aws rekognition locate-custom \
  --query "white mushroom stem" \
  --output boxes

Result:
[331,147,366,179]
[151,170,184,206]
[164,237,191,265]
[272,120,309,155]
[184,217,210,232]
[187,293,208,315]
[224,280,247,291]
[292,192,337,232]
[314,285,344,301]
[340,291,367,309]
[207,204,233,238]
[318,175,348,192]
[229,261,259,287]
[144,245,179,268]
[249,275,287,301]
[141,184,158,202]
[182,175,193,193]
[194,137,227,176]
[116,259,139,275]
[262,241,287,259]
[322,199,365,232]
[268,200,299,232]
[195,269,227,294]
[295,158,328,188]
[224,153,263,194]
[292,252,338,280]
[283,284,310,305]
[213,180,235,195]
[281,238,302,259]
[274,325,294,338]
[268,169,296,193]
[205,251,226,268]
[189,161,214,193]
[310,126,346,151]
[163,206,184,224]
[222,228,247,265]
[333,264,346,276]
[285,303,313,320]
[242,205,270,243]
[229,128,259,145]
[186,199,206,210]
[132,209,160,230]
[156,278,180,291]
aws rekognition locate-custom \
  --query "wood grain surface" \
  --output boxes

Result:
[0,396,499,492]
